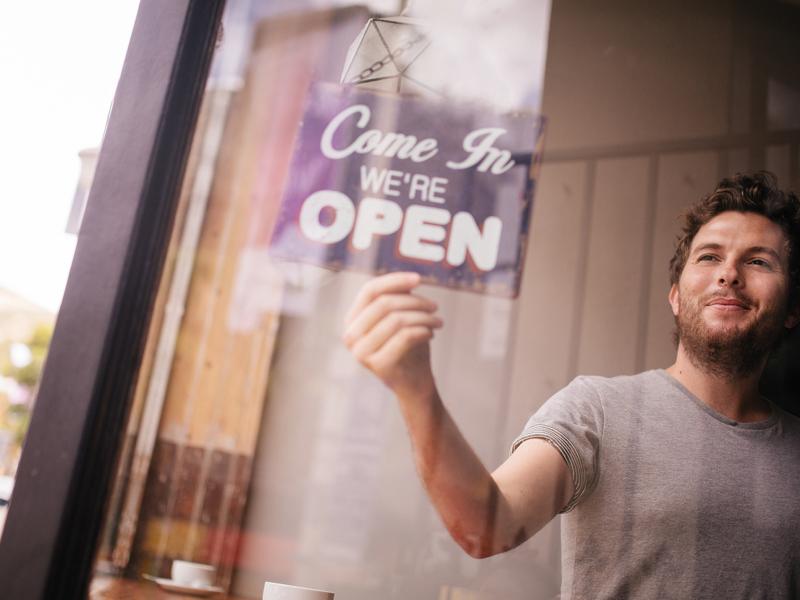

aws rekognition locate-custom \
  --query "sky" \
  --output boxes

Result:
[0,1,140,312]
[0,0,395,315]
[0,0,550,314]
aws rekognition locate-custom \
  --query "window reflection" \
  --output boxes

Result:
[91,1,800,599]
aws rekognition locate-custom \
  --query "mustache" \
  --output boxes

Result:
[703,292,752,307]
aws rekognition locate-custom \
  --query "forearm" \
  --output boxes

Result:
[395,386,516,558]
[343,273,567,556]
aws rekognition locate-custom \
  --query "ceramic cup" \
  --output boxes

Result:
[263,581,334,600]
[171,560,216,588]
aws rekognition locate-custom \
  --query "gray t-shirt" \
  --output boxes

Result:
[511,369,800,600]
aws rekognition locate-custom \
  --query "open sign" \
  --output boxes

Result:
[299,192,503,271]
[269,83,544,296]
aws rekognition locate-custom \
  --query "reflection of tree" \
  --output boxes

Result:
[0,323,53,473]
[6,324,53,388]
[3,405,30,449]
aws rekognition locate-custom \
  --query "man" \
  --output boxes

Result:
[342,171,800,599]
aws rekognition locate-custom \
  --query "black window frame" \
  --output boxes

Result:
[0,1,224,598]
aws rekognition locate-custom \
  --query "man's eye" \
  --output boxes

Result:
[748,258,771,268]
[697,254,718,262]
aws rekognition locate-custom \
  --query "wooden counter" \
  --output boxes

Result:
[89,576,252,600]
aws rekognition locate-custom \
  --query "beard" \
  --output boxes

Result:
[675,292,787,378]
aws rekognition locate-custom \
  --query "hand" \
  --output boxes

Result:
[343,272,443,398]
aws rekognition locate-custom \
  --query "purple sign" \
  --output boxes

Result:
[270,83,544,297]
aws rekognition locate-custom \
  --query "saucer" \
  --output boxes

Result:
[143,574,224,597]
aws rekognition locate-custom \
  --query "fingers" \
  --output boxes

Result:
[365,325,434,374]
[343,292,438,347]
[343,272,441,390]
[345,271,422,325]
[348,310,443,361]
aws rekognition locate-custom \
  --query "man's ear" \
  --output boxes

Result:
[668,283,680,317]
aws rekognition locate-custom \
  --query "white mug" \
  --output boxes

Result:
[171,560,216,587]
[263,581,334,600]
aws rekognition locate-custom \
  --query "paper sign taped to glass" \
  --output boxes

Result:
[269,82,545,297]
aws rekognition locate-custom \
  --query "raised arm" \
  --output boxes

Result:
[343,272,573,558]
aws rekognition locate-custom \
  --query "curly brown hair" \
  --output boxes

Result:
[668,171,800,308]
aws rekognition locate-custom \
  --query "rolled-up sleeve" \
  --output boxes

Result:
[510,376,604,513]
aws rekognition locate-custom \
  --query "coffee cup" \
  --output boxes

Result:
[263,581,334,600]
[171,560,216,588]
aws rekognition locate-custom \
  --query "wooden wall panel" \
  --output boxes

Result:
[541,1,733,152]
[767,144,791,187]
[506,161,588,440]
[127,7,372,588]
[725,147,751,178]
[575,157,650,376]
[97,78,212,569]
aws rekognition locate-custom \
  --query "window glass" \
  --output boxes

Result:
[89,1,800,599]
[0,0,138,537]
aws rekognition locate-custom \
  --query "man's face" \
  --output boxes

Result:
[668,210,798,375]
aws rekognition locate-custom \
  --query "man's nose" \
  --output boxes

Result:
[717,261,741,287]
